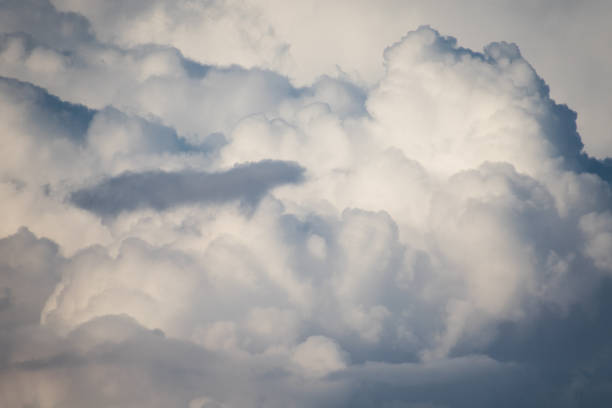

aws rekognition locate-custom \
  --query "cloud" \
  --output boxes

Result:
[69,160,306,217]
[291,335,349,378]
[0,0,93,49]
[1,1,612,407]
[0,76,94,145]
[0,228,61,330]
[44,0,612,159]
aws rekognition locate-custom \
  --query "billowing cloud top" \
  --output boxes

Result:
[1,1,612,407]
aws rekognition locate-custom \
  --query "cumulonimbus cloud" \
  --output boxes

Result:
[1,1,612,407]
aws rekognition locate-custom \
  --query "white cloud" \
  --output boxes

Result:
[46,0,612,158]
[1,1,612,407]
[291,335,349,378]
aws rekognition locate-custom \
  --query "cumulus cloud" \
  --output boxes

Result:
[1,1,612,407]
[44,0,612,159]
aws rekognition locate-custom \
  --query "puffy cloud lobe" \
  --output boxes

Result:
[1,2,612,407]
[368,28,584,180]
[291,336,349,378]
[0,29,366,149]
[51,0,292,71]
[0,228,61,332]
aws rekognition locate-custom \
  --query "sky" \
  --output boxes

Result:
[1,0,612,407]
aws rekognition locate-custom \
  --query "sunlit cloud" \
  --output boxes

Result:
[1,1,612,407]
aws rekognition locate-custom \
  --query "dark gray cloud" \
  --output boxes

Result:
[0,228,63,368]
[0,76,95,144]
[0,228,62,329]
[481,278,612,407]
[70,160,306,216]
[0,0,94,49]
[538,97,612,184]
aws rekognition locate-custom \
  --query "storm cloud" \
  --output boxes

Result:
[1,1,612,407]
[70,160,306,216]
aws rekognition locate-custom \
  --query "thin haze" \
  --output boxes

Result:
[1,1,612,407]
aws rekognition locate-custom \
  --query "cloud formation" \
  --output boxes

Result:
[1,1,612,407]
[70,160,306,216]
